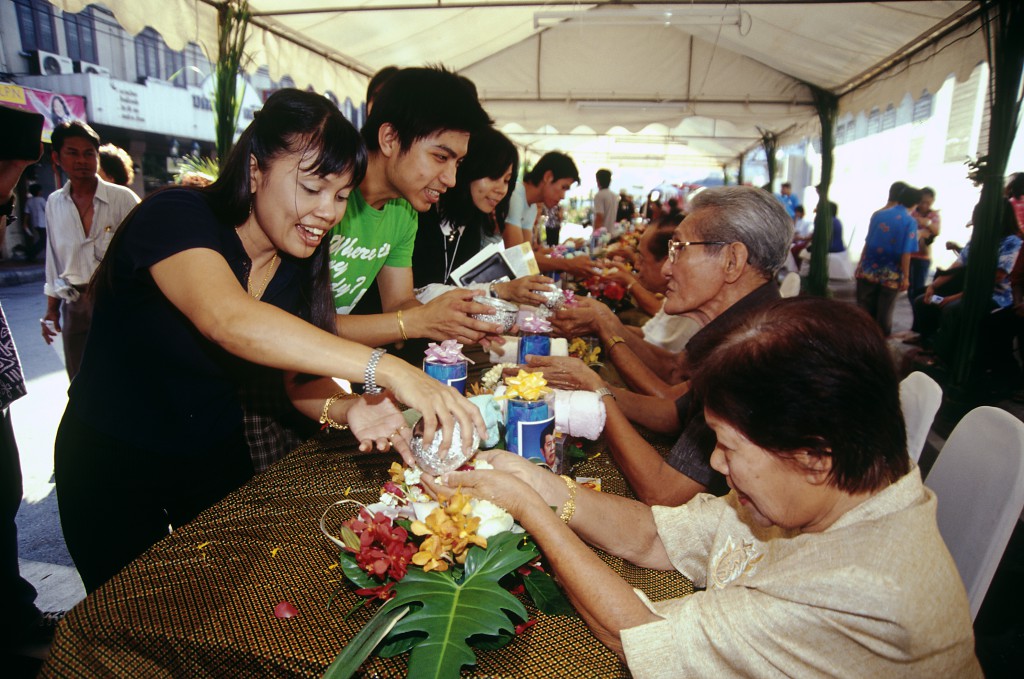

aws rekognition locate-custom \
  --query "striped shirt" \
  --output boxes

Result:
[43,178,139,298]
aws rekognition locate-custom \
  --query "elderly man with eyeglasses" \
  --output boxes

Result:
[530,186,793,506]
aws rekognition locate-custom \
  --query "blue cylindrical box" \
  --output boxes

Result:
[517,334,551,364]
[422,359,468,395]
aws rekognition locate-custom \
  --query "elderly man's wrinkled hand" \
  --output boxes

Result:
[525,355,604,391]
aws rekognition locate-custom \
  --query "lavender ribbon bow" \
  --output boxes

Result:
[424,339,474,364]
[520,314,552,334]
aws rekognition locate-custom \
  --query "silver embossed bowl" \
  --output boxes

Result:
[536,287,566,310]
[471,296,518,333]
[411,420,480,476]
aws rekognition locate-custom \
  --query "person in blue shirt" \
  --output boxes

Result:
[855,183,921,335]
[775,182,799,219]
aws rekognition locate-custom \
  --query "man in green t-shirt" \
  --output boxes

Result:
[328,67,498,346]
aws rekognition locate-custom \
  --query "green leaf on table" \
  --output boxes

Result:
[467,629,514,651]
[337,550,378,590]
[386,531,539,679]
[322,603,410,679]
[523,569,576,617]
[377,628,424,657]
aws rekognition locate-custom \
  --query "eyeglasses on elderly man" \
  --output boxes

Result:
[666,238,729,263]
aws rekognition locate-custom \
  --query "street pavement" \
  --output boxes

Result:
[0,268,86,615]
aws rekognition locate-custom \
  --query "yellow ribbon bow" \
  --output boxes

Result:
[499,370,552,401]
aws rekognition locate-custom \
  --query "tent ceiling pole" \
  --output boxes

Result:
[253,1,921,17]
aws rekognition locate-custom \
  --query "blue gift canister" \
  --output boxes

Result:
[517,334,551,364]
[505,397,554,462]
[423,358,468,395]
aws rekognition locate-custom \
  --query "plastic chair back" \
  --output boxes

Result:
[900,372,942,464]
[925,406,1024,619]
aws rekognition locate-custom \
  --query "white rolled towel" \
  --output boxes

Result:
[552,389,606,440]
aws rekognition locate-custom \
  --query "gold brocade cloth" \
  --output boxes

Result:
[40,430,692,678]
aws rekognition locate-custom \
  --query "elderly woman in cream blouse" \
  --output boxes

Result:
[431,297,980,678]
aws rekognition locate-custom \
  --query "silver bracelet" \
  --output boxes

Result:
[363,348,386,395]
[595,386,615,400]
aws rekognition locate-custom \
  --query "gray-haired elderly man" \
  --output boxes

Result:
[531,186,794,506]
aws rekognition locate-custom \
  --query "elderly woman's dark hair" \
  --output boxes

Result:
[95,89,366,335]
[688,186,793,278]
[438,126,519,230]
[693,297,909,494]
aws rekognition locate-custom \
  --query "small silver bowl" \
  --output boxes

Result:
[411,421,480,476]
[536,287,566,310]
[471,296,518,333]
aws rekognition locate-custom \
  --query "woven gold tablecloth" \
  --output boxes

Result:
[40,432,692,678]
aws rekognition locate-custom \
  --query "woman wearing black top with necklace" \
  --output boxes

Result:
[412,126,553,302]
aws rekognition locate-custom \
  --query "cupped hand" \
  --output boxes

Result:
[600,266,636,288]
[551,296,608,338]
[421,466,542,521]
[560,256,602,279]
[420,289,504,344]
[525,355,605,391]
[347,393,414,464]
[496,274,556,306]
[384,363,486,458]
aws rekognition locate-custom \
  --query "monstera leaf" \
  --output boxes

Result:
[323,531,536,679]
[389,531,538,678]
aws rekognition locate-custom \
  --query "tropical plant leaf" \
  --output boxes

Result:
[322,603,409,679]
[385,532,539,679]
[523,569,576,617]
[337,550,377,590]
[376,629,424,657]
[467,629,514,651]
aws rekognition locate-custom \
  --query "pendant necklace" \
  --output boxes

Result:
[248,252,279,300]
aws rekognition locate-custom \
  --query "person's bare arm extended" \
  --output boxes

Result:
[601,394,706,506]
[151,247,484,451]
[333,266,501,346]
[434,454,672,658]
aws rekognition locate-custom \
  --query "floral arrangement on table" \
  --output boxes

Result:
[321,462,573,679]
[577,274,629,312]
[568,336,602,367]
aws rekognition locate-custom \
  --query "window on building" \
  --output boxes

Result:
[64,7,98,63]
[14,0,58,53]
[880,104,897,131]
[913,90,934,122]
[867,107,881,135]
[135,27,161,80]
[184,43,209,87]
[164,45,184,87]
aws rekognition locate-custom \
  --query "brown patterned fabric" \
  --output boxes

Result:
[40,433,692,678]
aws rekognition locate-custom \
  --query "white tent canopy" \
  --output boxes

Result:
[46,1,987,169]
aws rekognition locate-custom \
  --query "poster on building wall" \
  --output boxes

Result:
[0,84,88,143]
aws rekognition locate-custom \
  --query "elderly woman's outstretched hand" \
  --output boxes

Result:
[422,448,566,518]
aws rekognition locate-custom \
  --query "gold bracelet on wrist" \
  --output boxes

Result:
[319,392,354,431]
[397,309,409,341]
[558,475,577,524]
[606,335,627,351]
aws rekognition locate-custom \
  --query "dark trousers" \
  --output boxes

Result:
[54,410,253,593]
[856,279,900,336]
[908,258,930,306]
[0,407,40,634]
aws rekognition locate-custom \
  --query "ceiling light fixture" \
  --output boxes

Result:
[576,100,690,112]
[534,7,748,31]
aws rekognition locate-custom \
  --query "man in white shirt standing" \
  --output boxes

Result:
[41,121,139,379]
[592,168,618,231]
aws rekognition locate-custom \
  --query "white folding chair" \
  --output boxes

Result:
[925,406,1024,619]
[779,271,801,298]
[899,372,942,464]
